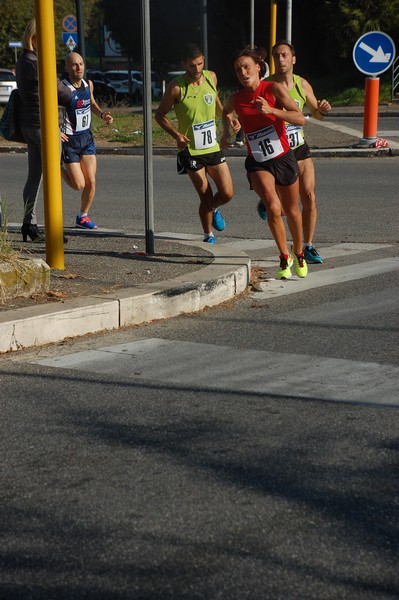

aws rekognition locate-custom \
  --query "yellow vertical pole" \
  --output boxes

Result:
[35,0,65,269]
[269,0,278,74]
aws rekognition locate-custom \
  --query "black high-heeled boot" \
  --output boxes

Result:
[21,223,45,242]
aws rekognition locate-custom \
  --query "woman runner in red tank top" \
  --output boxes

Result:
[221,48,308,279]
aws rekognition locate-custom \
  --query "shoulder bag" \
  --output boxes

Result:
[0,89,25,143]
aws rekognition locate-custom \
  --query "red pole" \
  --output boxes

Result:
[363,77,379,139]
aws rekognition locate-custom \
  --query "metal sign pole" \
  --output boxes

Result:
[201,0,208,68]
[286,0,292,44]
[141,0,155,254]
[75,0,86,65]
[250,0,254,48]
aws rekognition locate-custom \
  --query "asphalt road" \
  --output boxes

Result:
[2,154,399,243]
[1,151,399,598]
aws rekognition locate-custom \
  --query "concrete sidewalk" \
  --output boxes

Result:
[0,238,250,354]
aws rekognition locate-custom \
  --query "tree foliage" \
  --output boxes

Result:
[100,0,399,85]
[0,0,99,70]
[1,0,398,85]
[325,0,399,58]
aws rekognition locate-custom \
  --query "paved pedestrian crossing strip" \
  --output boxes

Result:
[35,338,399,407]
[248,243,397,298]
[32,239,398,406]
[158,237,397,299]
[251,256,398,299]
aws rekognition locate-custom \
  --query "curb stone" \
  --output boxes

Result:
[0,242,250,354]
[0,257,50,302]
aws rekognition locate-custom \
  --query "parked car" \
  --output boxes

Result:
[0,68,17,104]
[86,70,116,106]
[138,71,162,99]
[105,70,143,103]
[165,70,185,84]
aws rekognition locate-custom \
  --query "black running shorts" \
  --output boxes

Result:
[245,149,298,187]
[293,142,312,161]
[177,148,226,174]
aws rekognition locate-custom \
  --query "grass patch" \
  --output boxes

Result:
[0,199,17,262]
[91,108,176,146]
[308,79,393,106]
[0,200,32,303]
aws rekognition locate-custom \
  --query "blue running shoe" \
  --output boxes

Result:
[203,235,216,244]
[257,200,267,220]
[304,245,323,264]
[76,215,98,229]
[212,208,225,231]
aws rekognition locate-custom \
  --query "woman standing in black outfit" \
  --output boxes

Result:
[16,18,70,242]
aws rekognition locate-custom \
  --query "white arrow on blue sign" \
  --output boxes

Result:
[62,32,78,51]
[353,31,396,76]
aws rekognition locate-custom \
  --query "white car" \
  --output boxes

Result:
[138,71,162,99]
[0,68,17,104]
[166,71,185,84]
[105,70,143,103]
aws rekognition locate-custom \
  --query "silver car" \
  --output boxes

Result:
[105,70,143,103]
[0,68,17,104]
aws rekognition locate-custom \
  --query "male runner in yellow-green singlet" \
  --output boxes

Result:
[155,43,233,243]
[267,40,331,263]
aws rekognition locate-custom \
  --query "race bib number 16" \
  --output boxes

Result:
[247,124,283,162]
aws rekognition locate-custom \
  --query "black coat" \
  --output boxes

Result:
[16,49,71,129]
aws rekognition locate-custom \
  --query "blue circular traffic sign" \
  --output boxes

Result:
[353,31,396,76]
[62,14,77,33]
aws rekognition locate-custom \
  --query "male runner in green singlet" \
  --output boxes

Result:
[155,43,233,243]
[268,40,331,263]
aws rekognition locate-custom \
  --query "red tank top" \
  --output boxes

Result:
[234,80,290,161]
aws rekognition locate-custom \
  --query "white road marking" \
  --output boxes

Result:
[35,338,399,406]
[251,257,399,299]
[378,130,399,136]
[253,243,394,269]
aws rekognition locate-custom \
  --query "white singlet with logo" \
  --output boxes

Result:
[247,124,284,162]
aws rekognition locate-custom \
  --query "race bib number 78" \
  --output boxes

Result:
[193,119,216,150]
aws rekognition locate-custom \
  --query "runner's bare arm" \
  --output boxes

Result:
[155,80,190,148]
[253,82,305,126]
[301,77,331,120]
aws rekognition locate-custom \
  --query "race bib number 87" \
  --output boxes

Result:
[247,125,283,162]
[193,119,216,150]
